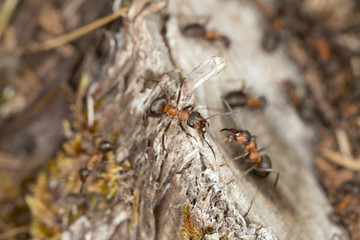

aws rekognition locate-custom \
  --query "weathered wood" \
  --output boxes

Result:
[63,0,343,239]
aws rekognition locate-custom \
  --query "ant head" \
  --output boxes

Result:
[187,111,207,132]
[149,96,168,115]
[236,130,252,145]
[253,155,272,178]
[259,96,267,107]
[97,140,114,153]
[221,36,231,48]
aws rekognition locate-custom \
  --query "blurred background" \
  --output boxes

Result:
[0,0,359,239]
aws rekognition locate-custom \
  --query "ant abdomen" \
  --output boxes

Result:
[149,96,168,115]
[253,155,272,178]
[181,23,206,37]
[224,91,248,108]
[224,91,266,109]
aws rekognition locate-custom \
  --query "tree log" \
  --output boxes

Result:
[63,0,342,239]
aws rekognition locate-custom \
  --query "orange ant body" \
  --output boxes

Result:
[143,80,216,159]
[221,128,279,188]
[79,140,115,194]
[181,23,231,48]
[224,90,266,110]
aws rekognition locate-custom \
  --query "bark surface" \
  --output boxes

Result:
[63,0,342,239]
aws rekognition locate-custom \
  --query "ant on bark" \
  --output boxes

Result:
[220,98,279,189]
[143,79,216,160]
[224,90,267,110]
[79,140,116,194]
[221,128,279,188]
[181,23,231,48]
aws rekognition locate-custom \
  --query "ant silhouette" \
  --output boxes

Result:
[181,23,231,48]
[220,98,279,189]
[223,90,267,110]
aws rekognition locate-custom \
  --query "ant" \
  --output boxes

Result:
[220,97,278,189]
[79,140,116,194]
[181,23,231,48]
[223,90,267,110]
[220,128,279,189]
[143,79,216,159]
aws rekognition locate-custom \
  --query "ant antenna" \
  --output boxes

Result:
[146,79,172,102]
[202,132,216,160]
[205,109,243,121]
[243,189,259,218]
[221,96,243,128]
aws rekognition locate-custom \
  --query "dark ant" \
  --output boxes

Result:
[224,90,267,110]
[143,79,216,159]
[220,97,278,189]
[79,140,116,194]
[261,17,283,52]
[221,128,279,189]
[181,23,231,48]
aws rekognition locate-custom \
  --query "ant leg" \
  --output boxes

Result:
[201,132,216,160]
[176,78,186,107]
[79,168,90,195]
[254,168,280,190]
[221,96,243,129]
[146,79,171,103]
[233,152,250,161]
[227,164,257,184]
[162,119,173,151]
[182,105,194,111]
[178,120,197,142]
[220,151,248,167]
[143,112,166,127]
[220,128,238,133]
[243,189,259,218]
[257,145,271,154]
[80,182,86,195]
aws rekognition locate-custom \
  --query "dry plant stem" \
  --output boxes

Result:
[22,7,130,54]
[0,0,20,38]
[335,128,353,159]
[0,226,28,240]
[321,148,360,171]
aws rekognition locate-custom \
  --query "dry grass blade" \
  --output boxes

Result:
[321,148,360,171]
[22,6,130,54]
[0,226,28,240]
[0,0,20,38]
[335,128,353,159]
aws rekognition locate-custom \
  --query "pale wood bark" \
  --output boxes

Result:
[62,0,343,239]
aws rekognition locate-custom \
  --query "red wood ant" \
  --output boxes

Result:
[143,79,216,159]
[224,90,267,110]
[220,97,278,189]
[181,23,231,48]
[221,128,279,189]
[79,140,116,194]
